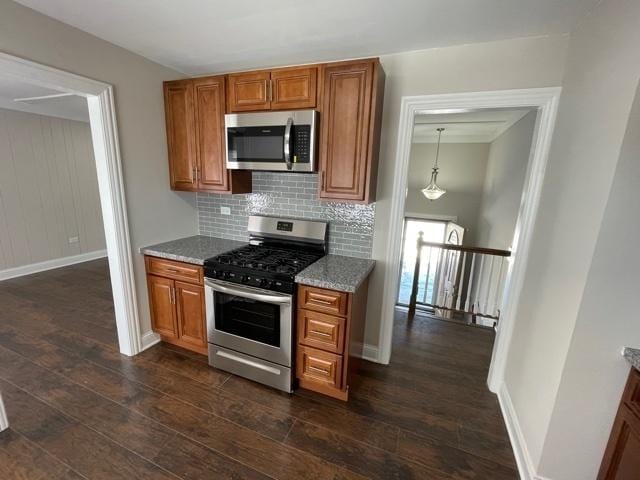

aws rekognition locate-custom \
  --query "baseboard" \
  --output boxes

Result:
[0,250,108,281]
[351,342,380,362]
[140,331,161,351]
[498,383,552,480]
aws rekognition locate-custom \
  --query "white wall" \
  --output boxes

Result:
[0,0,197,335]
[405,143,489,244]
[364,34,569,347]
[540,74,640,480]
[0,107,105,270]
[503,0,640,475]
[476,110,537,250]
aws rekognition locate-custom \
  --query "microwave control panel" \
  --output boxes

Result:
[293,125,311,164]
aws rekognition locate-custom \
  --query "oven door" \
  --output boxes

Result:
[205,279,292,367]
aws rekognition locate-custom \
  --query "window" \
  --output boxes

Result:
[397,218,446,305]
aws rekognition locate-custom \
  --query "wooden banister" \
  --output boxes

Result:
[417,240,511,257]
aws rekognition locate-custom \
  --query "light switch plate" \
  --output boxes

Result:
[68,236,79,244]
[220,206,231,216]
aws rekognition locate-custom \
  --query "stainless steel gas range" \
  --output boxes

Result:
[204,216,328,392]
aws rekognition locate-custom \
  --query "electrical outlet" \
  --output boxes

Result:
[68,236,79,244]
[220,206,231,216]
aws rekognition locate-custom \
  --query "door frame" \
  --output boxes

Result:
[378,87,561,393]
[0,52,142,356]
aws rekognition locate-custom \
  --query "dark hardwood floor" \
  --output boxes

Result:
[0,259,517,479]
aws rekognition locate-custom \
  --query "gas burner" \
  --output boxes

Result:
[204,242,325,294]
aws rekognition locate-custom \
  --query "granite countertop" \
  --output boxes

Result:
[140,235,244,265]
[623,347,640,371]
[295,254,375,293]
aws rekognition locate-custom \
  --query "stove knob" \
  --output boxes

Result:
[241,275,249,283]
[258,278,267,287]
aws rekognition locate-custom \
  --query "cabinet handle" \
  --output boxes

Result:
[192,166,197,182]
[309,365,330,376]
[268,79,273,102]
[195,166,200,182]
[170,286,176,305]
[311,330,332,338]
[165,268,180,273]
[311,296,333,305]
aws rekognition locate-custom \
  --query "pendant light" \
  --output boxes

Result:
[421,127,447,200]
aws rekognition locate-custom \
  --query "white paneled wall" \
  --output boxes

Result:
[0,107,105,271]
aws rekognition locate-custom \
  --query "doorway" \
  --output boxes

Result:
[378,88,561,394]
[0,52,140,357]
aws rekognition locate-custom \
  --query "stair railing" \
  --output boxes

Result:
[407,231,511,325]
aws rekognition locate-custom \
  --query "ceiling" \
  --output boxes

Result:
[413,108,533,143]
[0,75,88,122]
[15,0,598,75]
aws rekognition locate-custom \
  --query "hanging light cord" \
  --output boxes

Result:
[434,127,444,169]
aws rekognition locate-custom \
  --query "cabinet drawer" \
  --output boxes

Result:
[296,345,342,389]
[145,256,203,285]
[297,308,345,354]
[298,285,348,316]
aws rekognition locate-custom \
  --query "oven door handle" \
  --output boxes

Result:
[205,279,292,305]
[284,117,293,170]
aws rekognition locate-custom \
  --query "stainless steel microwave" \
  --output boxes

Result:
[225,109,317,172]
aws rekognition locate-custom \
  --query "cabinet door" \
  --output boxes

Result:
[193,76,229,192]
[319,61,374,202]
[598,408,640,479]
[147,275,177,338]
[271,66,317,110]
[599,370,640,480]
[175,281,206,350]
[164,80,197,191]
[227,71,271,112]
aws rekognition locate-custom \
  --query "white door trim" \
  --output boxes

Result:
[378,87,561,393]
[0,52,142,357]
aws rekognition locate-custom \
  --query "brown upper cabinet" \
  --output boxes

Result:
[318,59,385,203]
[164,75,251,193]
[227,66,318,112]
[164,59,384,202]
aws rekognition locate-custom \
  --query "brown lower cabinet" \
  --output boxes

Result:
[296,281,369,401]
[145,256,207,355]
[598,368,640,479]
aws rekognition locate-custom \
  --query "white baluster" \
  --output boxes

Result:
[455,251,467,311]
[493,257,506,317]
[464,253,476,311]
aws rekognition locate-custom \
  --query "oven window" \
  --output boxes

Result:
[214,292,281,347]
[228,126,285,163]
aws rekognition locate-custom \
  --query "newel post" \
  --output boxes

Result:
[407,231,424,321]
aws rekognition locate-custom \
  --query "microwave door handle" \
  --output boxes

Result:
[284,117,293,170]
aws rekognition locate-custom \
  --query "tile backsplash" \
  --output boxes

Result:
[197,172,375,258]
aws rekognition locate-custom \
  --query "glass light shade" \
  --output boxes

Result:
[421,169,446,200]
